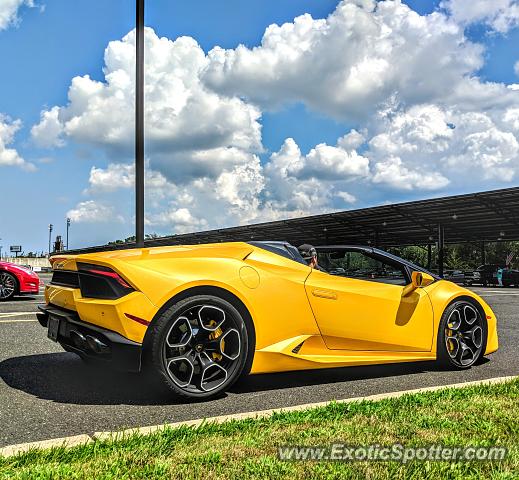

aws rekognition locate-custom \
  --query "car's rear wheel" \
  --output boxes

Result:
[437,300,487,369]
[0,272,17,301]
[146,295,251,400]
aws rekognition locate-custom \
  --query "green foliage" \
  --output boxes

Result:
[390,241,519,271]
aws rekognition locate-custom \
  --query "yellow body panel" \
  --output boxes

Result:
[46,242,498,374]
[305,270,434,351]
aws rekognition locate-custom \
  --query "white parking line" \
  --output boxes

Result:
[5,301,44,304]
[479,293,519,296]
[0,312,37,319]
[0,319,37,323]
[471,291,519,296]
[471,289,519,293]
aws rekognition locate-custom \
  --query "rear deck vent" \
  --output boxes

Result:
[51,270,80,289]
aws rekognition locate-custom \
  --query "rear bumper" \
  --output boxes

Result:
[37,304,142,372]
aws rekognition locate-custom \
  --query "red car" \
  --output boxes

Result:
[0,262,40,301]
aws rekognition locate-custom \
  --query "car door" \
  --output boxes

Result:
[304,248,434,351]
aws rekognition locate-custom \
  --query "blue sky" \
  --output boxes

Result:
[1,0,519,253]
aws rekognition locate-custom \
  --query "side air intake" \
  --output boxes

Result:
[292,341,305,354]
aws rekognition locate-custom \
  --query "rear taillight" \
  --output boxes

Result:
[82,267,132,289]
[77,263,134,300]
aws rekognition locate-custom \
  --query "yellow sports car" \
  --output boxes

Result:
[38,241,498,400]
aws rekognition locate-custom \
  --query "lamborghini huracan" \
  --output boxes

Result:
[38,241,498,399]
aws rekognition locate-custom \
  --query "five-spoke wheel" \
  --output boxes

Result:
[437,300,487,369]
[146,294,251,399]
[0,272,17,301]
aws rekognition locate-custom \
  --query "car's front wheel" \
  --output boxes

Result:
[436,300,487,369]
[0,272,17,301]
[146,295,251,400]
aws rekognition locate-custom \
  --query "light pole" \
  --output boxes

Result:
[48,224,53,256]
[135,0,145,247]
[66,217,71,250]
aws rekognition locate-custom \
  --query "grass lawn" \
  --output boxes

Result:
[1,379,518,479]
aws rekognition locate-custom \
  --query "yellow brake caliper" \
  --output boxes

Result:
[446,328,454,352]
[208,320,223,361]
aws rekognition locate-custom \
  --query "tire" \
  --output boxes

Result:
[145,294,252,400]
[0,272,17,301]
[436,300,487,370]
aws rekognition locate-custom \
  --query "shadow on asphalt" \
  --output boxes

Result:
[0,351,474,406]
[233,356,488,394]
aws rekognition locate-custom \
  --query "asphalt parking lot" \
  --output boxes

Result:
[0,274,517,448]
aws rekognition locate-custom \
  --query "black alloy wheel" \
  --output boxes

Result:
[437,300,487,369]
[146,295,251,400]
[0,272,17,301]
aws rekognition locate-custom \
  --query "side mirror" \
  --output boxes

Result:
[403,271,435,296]
[414,271,435,287]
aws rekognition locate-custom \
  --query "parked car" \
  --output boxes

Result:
[0,261,40,300]
[502,268,519,287]
[464,265,499,286]
[463,264,519,287]
[443,269,465,284]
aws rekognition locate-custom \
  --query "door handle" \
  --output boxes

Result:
[312,289,337,300]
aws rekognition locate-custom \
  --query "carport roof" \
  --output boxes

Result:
[67,186,519,254]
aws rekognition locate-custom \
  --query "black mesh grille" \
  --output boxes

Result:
[51,270,80,288]
[78,273,125,299]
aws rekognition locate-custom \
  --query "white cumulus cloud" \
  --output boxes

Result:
[261,135,369,217]
[203,0,484,120]
[31,28,262,184]
[32,1,519,238]
[0,114,35,171]
[367,104,519,187]
[67,200,123,223]
[442,0,519,33]
[372,156,450,190]
[31,106,64,148]
[147,207,207,233]
[0,0,34,31]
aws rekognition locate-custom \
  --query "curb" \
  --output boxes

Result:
[0,435,93,458]
[1,375,516,457]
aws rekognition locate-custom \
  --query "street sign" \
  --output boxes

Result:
[10,245,22,253]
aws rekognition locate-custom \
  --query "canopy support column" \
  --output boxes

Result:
[438,224,445,277]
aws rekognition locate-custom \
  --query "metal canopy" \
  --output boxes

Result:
[64,187,519,257]
[148,186,519,248]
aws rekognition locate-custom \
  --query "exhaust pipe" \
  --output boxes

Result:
[69,330,110,355]
[86,335,110,355]
[70,330,87,349]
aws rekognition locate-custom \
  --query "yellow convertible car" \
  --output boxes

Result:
[38,241,498,400]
